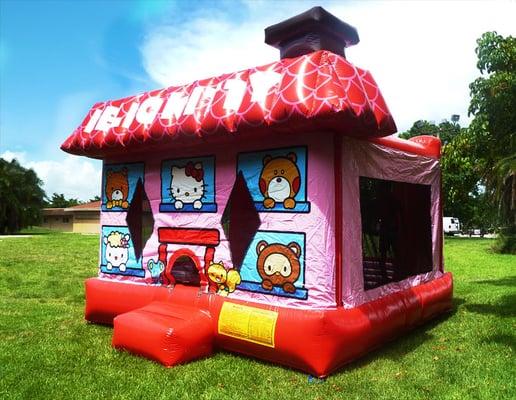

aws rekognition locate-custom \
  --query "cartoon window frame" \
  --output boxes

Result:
[237,230,308,300]
[159,155,217,213]
[101,161,145,213]
[100,224,145,277]
[236,146,310,213]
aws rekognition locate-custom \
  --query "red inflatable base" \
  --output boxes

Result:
[85,273,453,377]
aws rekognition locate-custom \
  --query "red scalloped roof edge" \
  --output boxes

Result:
[61,50,398,158]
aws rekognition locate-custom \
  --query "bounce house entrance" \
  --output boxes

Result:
[157,227,221,287]
[170,255,201,286]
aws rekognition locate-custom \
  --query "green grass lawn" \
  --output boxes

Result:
[0,233,514,400]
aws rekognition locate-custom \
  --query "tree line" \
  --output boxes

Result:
[399,31,514,253]
[0,158,100,234]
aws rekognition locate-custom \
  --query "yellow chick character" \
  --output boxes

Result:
[207,261,241,296]
[207,261,227,292]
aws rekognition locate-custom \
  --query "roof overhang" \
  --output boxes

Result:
[61,50,396,159]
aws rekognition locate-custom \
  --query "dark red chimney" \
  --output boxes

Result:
[264,6,359,59]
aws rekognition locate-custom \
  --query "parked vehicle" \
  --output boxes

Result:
[443,217,461,235]
[468,228,485,238]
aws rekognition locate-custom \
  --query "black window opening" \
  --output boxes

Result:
[359,177,433,291]
[126,178,154,260]
[221,171,261,270]
[170,256,201,286]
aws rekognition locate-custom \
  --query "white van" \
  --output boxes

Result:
[443,217,461,235]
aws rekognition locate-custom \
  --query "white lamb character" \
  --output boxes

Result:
[103,231,130,272]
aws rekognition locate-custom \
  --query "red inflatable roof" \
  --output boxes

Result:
[61,50,397,158]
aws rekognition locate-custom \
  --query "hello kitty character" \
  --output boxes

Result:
[170,162,205,210]
[103,231,130,272]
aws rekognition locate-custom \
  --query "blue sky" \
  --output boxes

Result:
[1,0,514,201]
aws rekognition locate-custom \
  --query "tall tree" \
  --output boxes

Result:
[468,31,515,252]
[45,193,80,208]
[399,119,461,146]
[440,129,495,230]
[398,120,484,228]
[0,159,46,234]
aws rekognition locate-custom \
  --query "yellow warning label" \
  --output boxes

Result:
[218,302,278,348]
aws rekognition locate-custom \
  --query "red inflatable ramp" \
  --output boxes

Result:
[112,302,214,367]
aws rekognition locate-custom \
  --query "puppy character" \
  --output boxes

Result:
[105,168,129,209]
[256,241,301,294]
[207,261,241,296]
[259,153,300,209]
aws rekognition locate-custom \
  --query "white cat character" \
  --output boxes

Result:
[170,162,205,210]
[103,231,130,272]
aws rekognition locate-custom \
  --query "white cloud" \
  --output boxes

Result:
[141,15,278,86]
[1,151,101,202]
[0,91,104,202]
[140,0,515,132]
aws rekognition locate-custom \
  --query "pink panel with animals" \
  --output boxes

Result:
[99,131,337,309]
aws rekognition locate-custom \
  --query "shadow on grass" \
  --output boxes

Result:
[474,276,516,287]
[453,297,466,309]
[464,294,516,318]
[481,334,516,352]
[352,310,456,366]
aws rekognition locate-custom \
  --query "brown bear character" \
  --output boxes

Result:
[256,240,301,294]
[259,153,300,209]
[105,168,129,209]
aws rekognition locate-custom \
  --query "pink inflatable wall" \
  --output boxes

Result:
[340,137,443,307]
[99,131,338,309]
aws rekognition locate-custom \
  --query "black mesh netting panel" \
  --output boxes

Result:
[359,177,433,290]
[221,171,260,270]
[126,178,154,260]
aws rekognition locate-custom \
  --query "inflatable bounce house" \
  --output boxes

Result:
[61,7,453,377]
